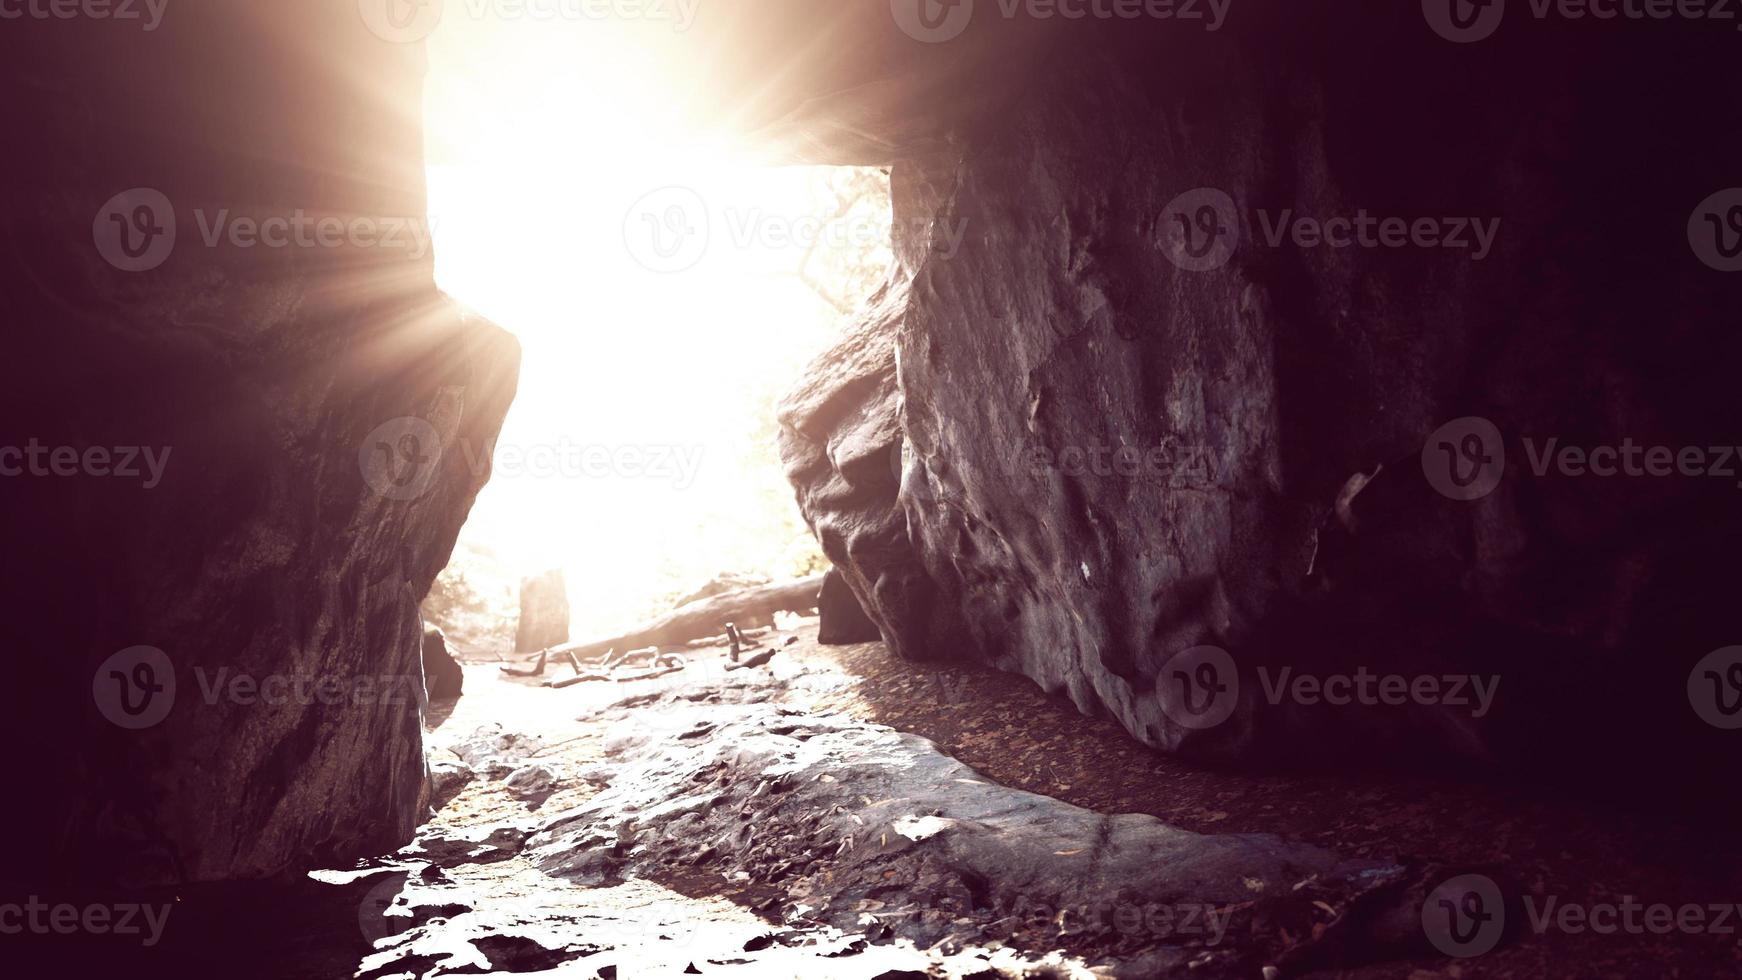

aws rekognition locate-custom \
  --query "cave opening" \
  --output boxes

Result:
[14,3,1742,977]
[415,17,891,650]
[333,19,991,978]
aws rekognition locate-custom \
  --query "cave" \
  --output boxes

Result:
[4,0,1741,977]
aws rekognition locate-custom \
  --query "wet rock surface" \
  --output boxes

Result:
[362,624,1742,980]
[525,692,1405,975]
[337,640,1425,979]
[33,624,1741,978]
[323,621,1474,979]
[344,641,1150,979]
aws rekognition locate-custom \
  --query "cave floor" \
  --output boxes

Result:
[385,624,1740,978]
[809,640,1742,978]
[61,623,1740,979]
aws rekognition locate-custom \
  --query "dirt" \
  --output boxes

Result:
[795,639,1742,978]
[410,622,1742,978]
[419,621,1742,977]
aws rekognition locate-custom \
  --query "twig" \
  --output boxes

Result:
[727,648,778,671]
[545,672,611,689]
[499,649,548,677]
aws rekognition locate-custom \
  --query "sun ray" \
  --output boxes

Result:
[420,12,887,640]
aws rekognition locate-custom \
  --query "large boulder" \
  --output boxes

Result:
[422,626,465,701]
[779,155,977,664]
[781,6,1742,779]
[816,569,882,646]
[0,3,518,887]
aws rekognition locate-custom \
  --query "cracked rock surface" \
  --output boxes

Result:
[779,11,1742,778]
[527,696,1405,976]
[335,625,1442,979]
[55,624,1738,978]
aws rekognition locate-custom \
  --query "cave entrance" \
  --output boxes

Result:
[414,16,891,651]
[365,17,908,974]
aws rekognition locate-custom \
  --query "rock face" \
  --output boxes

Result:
[816,569,882,645]
[0,6,519,887]
[515,569,571,654]
[780,8,1742,777]
[422,627,465,702]
[779,155,978,665]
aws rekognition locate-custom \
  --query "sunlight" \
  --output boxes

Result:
[421,13,889,641]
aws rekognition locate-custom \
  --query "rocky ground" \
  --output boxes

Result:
[812,645,1742,978]
[40,620,1742,978]
[346,618,1742,979]
[345,623,1415,979]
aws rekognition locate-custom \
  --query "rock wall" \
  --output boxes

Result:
[780,153,976,663]
[782,6,1742,777]
[423,627,466,702]
[0,2,519,887]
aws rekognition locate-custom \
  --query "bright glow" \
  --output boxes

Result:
[423,16,888,640]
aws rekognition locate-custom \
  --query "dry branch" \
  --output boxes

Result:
[499,649,548,677]
[546,574,823,664]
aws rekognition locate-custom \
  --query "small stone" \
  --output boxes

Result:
[452,723,546,775]
[429,758,475,806]
[505,763,562,797]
